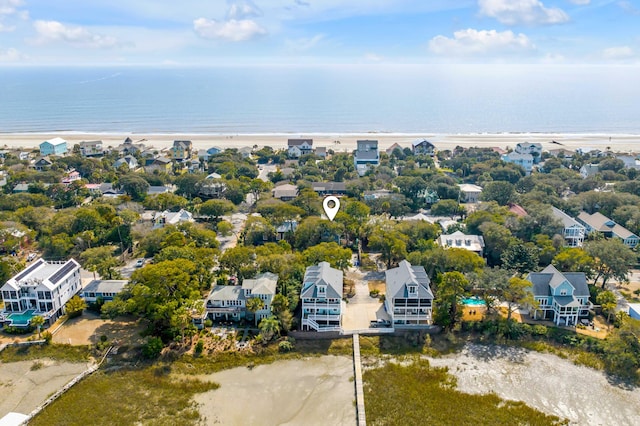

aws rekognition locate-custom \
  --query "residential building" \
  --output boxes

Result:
[287,139,313,159]
[205,273,278,322]
[580,164,599,179]
[315,147,327,158]
[33,157,53,171]
[79,140,104,157]
[354,139,379,176]
[412,139,436,156]
[501,152,534,174]
[144,156,172,174]
[515,142,542,163]
[311,181,347,196]
[509,204,528,218]
[39,137,67,156]
[171,140,193,161]
[198,177,227,199]
[616,154,640,170]
[628,304,640,321]
[114,155,139,170]
[272,183,299,201]
[276,221,297,241]
[0,258,81,327]
[552,207,586,247]
[458,184,483,203]
[437,231,485,256]
[61,169,81,185]
[548,148,574,159]
[527,264,590,326]
[116,137,145,156]
[386,143,403,156]
[363,189,395,201]
[300,262,344,332]
[153,209,194,228]
[577,211,639,247]
[385,260,434,326]
[198,146,222,162]
[80,280,128,303]
[147,185,175,196]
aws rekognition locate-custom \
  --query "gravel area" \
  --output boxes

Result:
[427,344,640,426]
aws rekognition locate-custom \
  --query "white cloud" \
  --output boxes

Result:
[602,46,634,60]
[0,47,23,61]
[429,29,535,56]
[479,0,569,25]
[227,1,263,19]
[364,53,383,62]
[567,0,590,5]
[618,1,640,15]
[33,20,120,48]
[194,18,267,42]
[0,22,15,32]
[0,0,24,16]
[285,34,324,52]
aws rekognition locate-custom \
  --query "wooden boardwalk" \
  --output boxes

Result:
[352,333,366,426]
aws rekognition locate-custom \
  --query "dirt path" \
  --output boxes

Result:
[427,344,640,426]
[193,356,356,425]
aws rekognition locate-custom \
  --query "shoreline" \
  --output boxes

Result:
[1,132,639,153]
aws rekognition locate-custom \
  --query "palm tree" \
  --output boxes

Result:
[259,316,280,341]
[245,297,264,326]
[30,315,45,339]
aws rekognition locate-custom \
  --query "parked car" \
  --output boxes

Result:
[135,259,145,267]
[26,253,37,262]
[370,319,391,328]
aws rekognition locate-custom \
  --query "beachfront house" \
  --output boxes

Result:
[552,207,585,247]
[501,152,534,175]
[171,140,193,161]
[39,137,67,156]
[79,140,104,157]
[437,231,485,256]
[515,142,542,163]
[0,258,81,327]
[577,211,639,247]
[354,140,379,176]
[527,264,591,326]
[412,139,436,156]
[287,139,313,159]
[385,260,434,326]
[80,280,128,304]
[300,262,344,332]
[205,273,278,323]
[458,184,483,203]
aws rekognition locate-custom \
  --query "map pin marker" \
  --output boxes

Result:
[323,196,340,221]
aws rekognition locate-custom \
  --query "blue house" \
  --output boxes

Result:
[39,137,68,156]
[300,262,343,331]
[527,264,591,326]
[501,151,533,175]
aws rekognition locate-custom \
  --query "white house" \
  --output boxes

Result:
[551,207,585,247]
[515,142,542,163]
[385,260,434,326]
[502,152,534,174]
[300,262,343,331]
[458,184,483,203]
[114,155,139,170]
[0,258,81,327]
[287,139,313,159]
[205,273,278,322]
[354,139,379,176]
[527,264,591,326]
[80,280,128,303]
[437,231,485,256]
[79,140,104,157]
[153,209,194,228]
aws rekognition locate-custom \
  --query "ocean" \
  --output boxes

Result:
[0,65,639,134]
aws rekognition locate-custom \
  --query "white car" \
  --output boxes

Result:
[26,253,37,262]
[135,259,145,267]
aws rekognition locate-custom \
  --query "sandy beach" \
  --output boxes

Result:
[1,132,640,153]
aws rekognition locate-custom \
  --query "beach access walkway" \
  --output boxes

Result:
[352,333,366,426]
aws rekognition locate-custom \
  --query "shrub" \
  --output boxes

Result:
[204,319,213,328]
[3,325,34,335]
[194,340,204,356]
[42,331,53,343]
[532,325,548,336]
[142,337,164,359]
[278,340,294,353]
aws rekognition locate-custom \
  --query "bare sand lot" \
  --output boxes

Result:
[0,359,89,418]
[193,355,356,426]
[427,344,640,426]
[2,132,640,153]
[52,313,145,346]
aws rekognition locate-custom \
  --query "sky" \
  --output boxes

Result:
[0,0,639,66]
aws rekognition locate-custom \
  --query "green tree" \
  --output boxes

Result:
[433,271,469,330]
[479,222,515,267]
[118,174,150,201]
[65,295,87,318]
[80,246,121,279]
[303,242,352,270]
[503,277,535,321]
[368,228,408,268]
[552,248,594,277]
[142,336,164,359]
[30,315,45,338]
[467,267,512,317]
[246,297,264,326]
[219,246,257,279]
[200,199,235,221]
[481,181,515,206]
[585,239,635,288]
[596,290,617,327]
[501,243,539,274]
[430,199,463,218]
[259,315,281,341]
[271,293,290,316]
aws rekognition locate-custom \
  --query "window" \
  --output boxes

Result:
[560,290,567,296]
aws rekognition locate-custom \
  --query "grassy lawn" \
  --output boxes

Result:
[363,358,568,426]
[30,366,218,426]
[0,344,92,363]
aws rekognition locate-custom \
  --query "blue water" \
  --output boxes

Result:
[462,297,486,306]
[0,65,639,134]
[8,309,37,325]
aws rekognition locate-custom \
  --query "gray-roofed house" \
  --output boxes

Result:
[79,140,104,157]
[114,155,139,170]
[515,142,542,163]
[287,138,313,159]
[276,220,297,241]
[501,152,534,174]
[458,184,483,203]
[552,207,585,247]
[311,181,347,196]
[300,262,344,331]
[577,211,639,247]
[579,163,599,179]
[153,209,194,228]
[33,157,53,171]
[272,183,299,201]
[205,272,278,323]
[354,139,379,176]
[527,264,591,326]
[385,260,434,326]
[81,280,128,303]
[412,139,435,156]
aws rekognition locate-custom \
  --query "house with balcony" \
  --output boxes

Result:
[437,231,485,256]
[145,156,172,174]
[79,140,104,157]
[80,280,128,304]
[515,142,542,163]
[205,273,278,322]
[39,137,67,156]
[0,258,81,327]
[354,140,379,176]
[552,207,585,247]
[385,260,434,326]
[577,211,639,247]
[287,139,313,159]
[171,140,193,161]
[114,155,139,171]
[458,184,483,203]
[527,264,591,326]
[300,262,344,331]
[501,152,534,174]
[412,139,435,156]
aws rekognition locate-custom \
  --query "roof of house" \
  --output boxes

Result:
[41,137,67,146]
[301,262,343,299]
[527,264,589,298]
[79,140,102,146]
[208,285,244,302]
[509,204,528,217]
[311,181,346,192]
[173,140,192,148]
[552,207,583,229]
[578,211,637,239]
[276,221,298,233]
[241,272,278,296]
[516,142,542,149]
[82,280,128,295]
[437,231,485,251]
[272,183,299,198]
[154,209,193,224]
[385,260,433,300]
[458,183,483,193]
[412,138,435,148]
[288,138,313,147]
[385,143,403,154]
[4,258,80,291]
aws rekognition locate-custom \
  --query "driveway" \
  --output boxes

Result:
[342,268,389,331]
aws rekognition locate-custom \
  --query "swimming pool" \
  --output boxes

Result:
[7,309,37,326]
[461,297,486,306]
